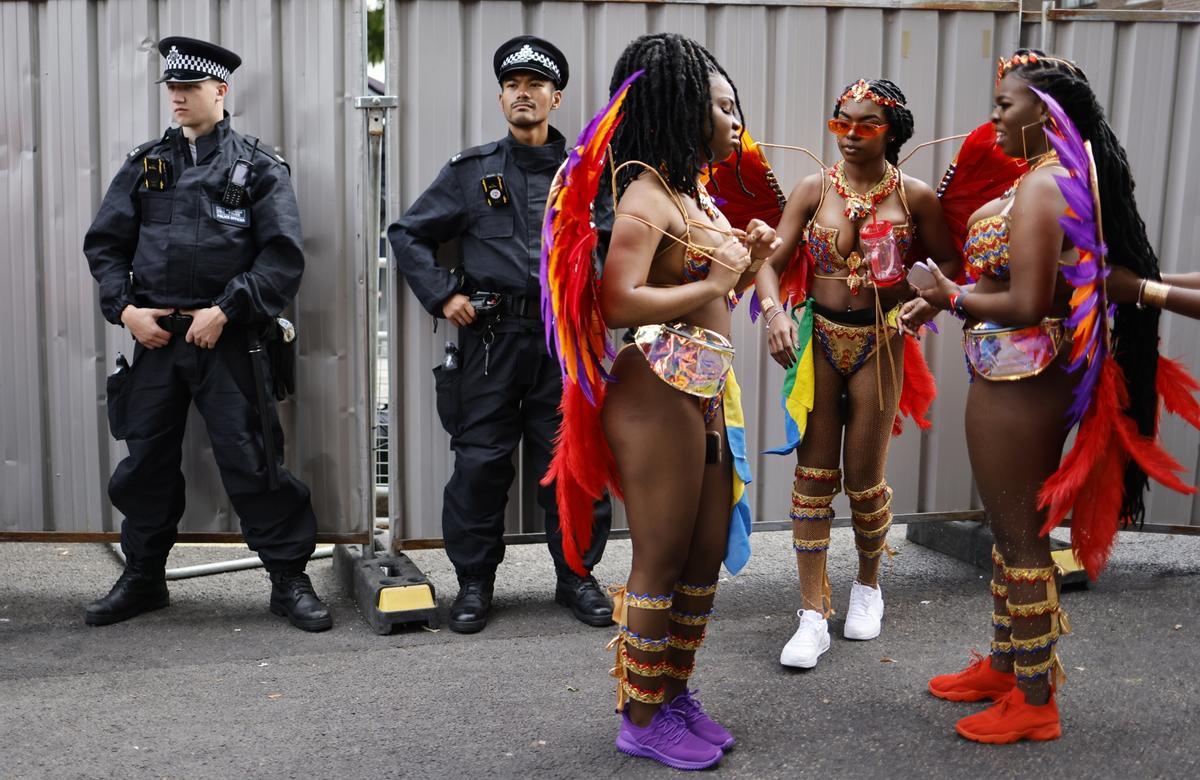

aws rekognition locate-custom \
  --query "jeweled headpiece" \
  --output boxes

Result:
[837,79,901,109]
[995,52,1082,85]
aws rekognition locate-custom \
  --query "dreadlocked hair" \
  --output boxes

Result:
[1009,49,1162,525]
[832,79,914,165]
[608,33,748,203]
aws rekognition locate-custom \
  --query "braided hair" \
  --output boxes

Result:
[831,79,915,165]
[1008,49,1162,524]
[608,33,747,201]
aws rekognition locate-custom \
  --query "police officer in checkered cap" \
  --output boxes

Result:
[83,36,331,632]
[388,35,614,634]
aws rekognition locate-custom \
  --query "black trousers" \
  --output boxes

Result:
[434,319,611,579]
[106,328,317,572]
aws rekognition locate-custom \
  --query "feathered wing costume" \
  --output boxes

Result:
[1029,88,1198,579]
[539,73,640,576]
[540,73,755,577]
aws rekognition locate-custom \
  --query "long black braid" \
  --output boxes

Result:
[608,33,748,202]
[831,79,915,165]
[1009,49,1162,524]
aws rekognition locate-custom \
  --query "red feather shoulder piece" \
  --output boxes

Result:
[936,123,1027,282]
[702,132,805,317]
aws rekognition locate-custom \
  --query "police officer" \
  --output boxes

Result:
[389,36,613,634]
[83,37,331,632]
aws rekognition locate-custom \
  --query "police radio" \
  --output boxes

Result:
[221,139,258,208]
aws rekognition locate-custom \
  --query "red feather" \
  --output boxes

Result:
[895,335,936,435]
[1157,355,1200,431]
[1039,357,1196,580]
[541,382,623,575]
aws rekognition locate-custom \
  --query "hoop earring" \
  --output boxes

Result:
[1020,118,1047,163]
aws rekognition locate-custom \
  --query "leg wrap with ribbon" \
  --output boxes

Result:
[608,588,673,710]
[990,546,1014,664]
[665,580,718,682]
[847,479,896,591]
[1003,561,1071,689]
[791,465,840,616]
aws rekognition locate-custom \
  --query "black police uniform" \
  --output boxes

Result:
[84,113,316,572]
[388,129,613,581]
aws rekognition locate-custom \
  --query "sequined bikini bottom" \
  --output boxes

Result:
[811,302,900,378]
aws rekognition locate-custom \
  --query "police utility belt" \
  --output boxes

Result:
[154,312,297,401]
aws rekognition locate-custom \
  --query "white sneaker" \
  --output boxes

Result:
[843,581,884,640]
[780,609,830,668]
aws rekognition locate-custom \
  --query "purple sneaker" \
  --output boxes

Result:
[669,689,735,750]
[615,707,723,770]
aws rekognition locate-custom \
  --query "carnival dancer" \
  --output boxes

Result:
[752,79,960,668]
[904,50,1199,743]
[540,34,779,770]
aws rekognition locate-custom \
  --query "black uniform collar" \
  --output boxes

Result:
[504,125,566,172]
[191,113,233,163]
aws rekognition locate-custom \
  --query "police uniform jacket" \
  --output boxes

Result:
[388,127,573,316]
[84,113,303,326]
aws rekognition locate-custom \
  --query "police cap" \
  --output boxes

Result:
[156,36,241,84]
[493,35,568,90]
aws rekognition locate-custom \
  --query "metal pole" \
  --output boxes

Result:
[1041,1,1054,52]
[354,94,397,559]
[108,544,334,581]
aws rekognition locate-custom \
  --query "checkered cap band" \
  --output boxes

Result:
[164,46,231,81]
[500,44,560,81]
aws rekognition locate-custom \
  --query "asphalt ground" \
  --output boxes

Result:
[1,527,1197,779]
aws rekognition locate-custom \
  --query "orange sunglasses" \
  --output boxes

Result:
[827,118,890,138]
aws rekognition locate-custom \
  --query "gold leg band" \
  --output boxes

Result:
[668,631,706,652]
[846,480,889,503]
[675,581,718,598]
[793,536,831,553]
[668,608,713,627]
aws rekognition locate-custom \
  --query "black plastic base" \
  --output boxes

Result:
[333,544,439,635]
[906,520,1088,588]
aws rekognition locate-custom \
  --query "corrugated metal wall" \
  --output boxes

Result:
[386,0,1200,541]
[0,0,372,539]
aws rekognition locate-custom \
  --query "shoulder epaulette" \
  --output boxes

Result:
[242,134,291,174]
[126,136,165,161]
[449,141,499,165]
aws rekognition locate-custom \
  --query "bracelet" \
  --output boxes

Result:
[948,290,968,319]
[1142,280,1170,309]
[760,297,777,313]
[764,308,785,329]
[1135,279,1148,310]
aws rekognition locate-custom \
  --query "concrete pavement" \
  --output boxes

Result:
[1,527,1197,779]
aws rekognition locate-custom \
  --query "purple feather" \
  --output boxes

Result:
[1060,217,1100,254]
[1066,293,1099,328]
[748,291,762,323]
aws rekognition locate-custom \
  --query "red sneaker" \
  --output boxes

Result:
[928,652,1016,702]
[955,687,1062,744]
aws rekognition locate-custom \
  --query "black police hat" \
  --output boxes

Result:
[493,35,568,90]
[156,36,241,84]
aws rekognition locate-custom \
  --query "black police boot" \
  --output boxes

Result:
[448,576,494,634]
[84,560,170,626]
[269,571,333,632]
[555,573,614,627]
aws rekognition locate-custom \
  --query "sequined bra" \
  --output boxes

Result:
[806,222,915,275]
[963,197,1016,282]
[803,173,914,283]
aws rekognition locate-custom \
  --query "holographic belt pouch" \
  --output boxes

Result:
[634,322,735,398]
[963,318,1065,382]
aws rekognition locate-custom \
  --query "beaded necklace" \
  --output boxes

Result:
[1001,151,1061,199]
[829,160,899,222]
